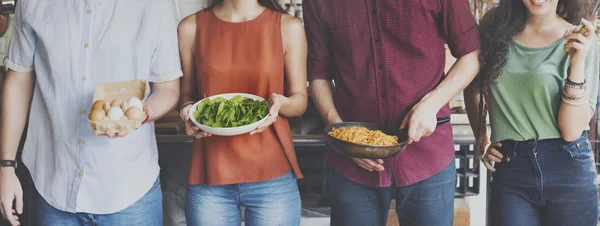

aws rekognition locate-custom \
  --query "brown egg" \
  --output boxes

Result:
[125,107,144,120]
[111,99,123,108]
[89,108,106,121]
[92,100,106,110]
[121,102,129,112]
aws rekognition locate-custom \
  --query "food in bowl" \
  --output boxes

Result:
[193,95,269,128]
[328,126,398,146]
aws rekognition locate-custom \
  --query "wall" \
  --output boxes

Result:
[173,0,210,20]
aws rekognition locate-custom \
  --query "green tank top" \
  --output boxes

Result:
[489,30,599,142]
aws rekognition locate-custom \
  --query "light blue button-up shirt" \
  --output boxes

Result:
[7,0,182,214]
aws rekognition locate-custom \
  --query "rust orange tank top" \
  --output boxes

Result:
[189,9,303,185]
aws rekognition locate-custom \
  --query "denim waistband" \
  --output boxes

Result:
[499,132,589,153]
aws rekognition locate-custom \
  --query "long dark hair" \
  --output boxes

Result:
[205,0,288,14]
[475,0,597,168]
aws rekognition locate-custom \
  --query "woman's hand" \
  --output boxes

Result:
[565,19,597,68]
[482,141,503,172]
[181,104,211,139]
[250,93,285,135]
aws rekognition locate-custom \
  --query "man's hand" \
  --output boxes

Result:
[324,113,385,172]
[400,102,438,144]
[351,158,384,172]
[0,168,22,226]
[180,105,211,139]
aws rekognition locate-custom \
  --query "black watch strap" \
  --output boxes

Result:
[0,160,16,168]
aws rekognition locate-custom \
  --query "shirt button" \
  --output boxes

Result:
[80,109,85,115]
[381,93,386,98]
[87,9,92,14]
[84,43,89,48]
[375,37,381,43]
[529,141,535,146]
[81,76,87,81]
[371,9,376,15]
[378,64,384,70]
[78,172,83,177]
[79,139,84,145]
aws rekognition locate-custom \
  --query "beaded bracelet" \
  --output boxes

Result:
[565,78,586,89]
[564,82,586,89]
[561,87,587,100]
[562,95,588,106]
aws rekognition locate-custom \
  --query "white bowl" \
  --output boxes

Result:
[188,93,271,136]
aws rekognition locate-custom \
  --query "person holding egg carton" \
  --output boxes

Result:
[0,0,182,226]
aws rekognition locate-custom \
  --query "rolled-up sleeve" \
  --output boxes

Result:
[440,0,480,59]
[149,1,183,83]
[7,0,37,73]
[303,0,334,81]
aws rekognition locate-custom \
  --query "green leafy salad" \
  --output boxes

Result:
[193,95,270,128]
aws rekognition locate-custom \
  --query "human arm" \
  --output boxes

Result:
[303,0,340,125]
[96,0,182,138]
[465,78,505,172]
[464,78,483,138]
[144,80,180,122]
[177,14,209,139]
[303,0,383,171]
[251,15,308,134]
[0,1,36,224]
[0,70,34,225]
[559,19,599,142]
[400,0,481,144]
[140,0,182,122]
[276,15,308,117]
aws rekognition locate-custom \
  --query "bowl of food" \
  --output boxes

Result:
[324,117,450,159]
[188,93,271,136]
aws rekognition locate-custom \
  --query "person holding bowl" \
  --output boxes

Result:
[177,0,308,225]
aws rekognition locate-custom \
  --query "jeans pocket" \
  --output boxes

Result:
[567,139,594,162]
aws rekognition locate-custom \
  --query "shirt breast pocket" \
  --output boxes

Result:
[328,19,370,72]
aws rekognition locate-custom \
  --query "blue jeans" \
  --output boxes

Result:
[35,177,162,226]
[185,171,301,226]
[328,159,456,226]
[490,133,599,226]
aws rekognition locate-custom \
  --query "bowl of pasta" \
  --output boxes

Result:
[324,117,450,159]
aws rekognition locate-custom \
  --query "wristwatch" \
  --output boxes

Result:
[0,160,17,168]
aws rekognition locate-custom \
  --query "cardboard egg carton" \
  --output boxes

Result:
[88,80,150,133]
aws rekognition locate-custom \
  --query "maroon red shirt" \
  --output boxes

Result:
[304,0,480,187]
